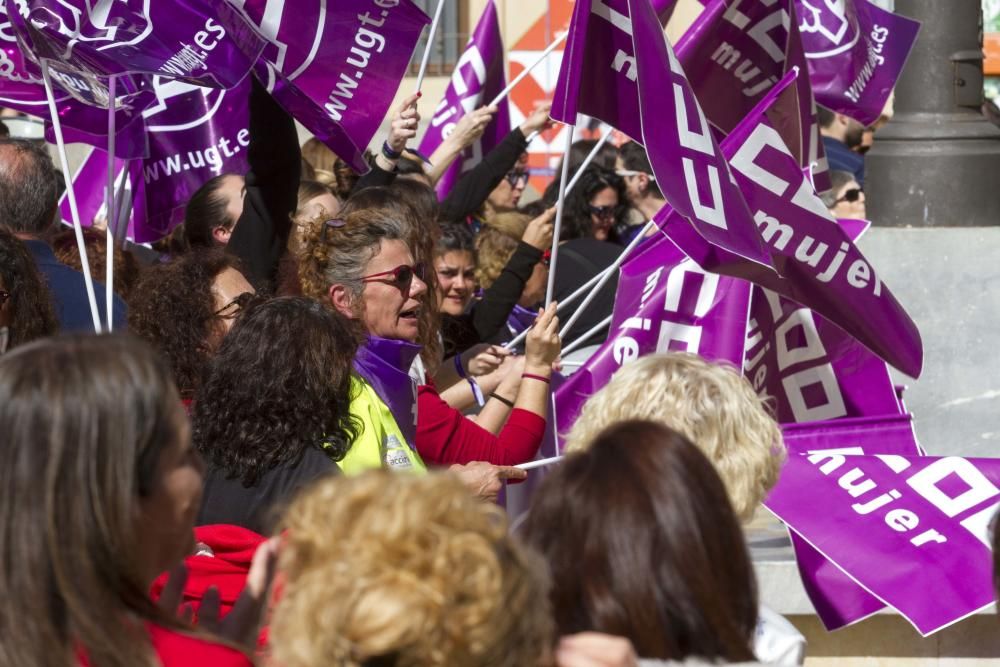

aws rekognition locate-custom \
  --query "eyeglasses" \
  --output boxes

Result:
[504,170,529,188]
[0,290,9,305]
[588,204,617,220]
[213,291,255,319]
[835,187,863,204]
[361,263,427,295]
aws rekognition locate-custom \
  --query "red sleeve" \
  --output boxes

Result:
[147,624,253,667]
[416,384,546,466]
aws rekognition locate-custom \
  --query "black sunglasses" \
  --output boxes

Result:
[588,204,616,219]
[504,170,529,188]
[361,263,427,295]
[213,291,255,319]
[0,290,9,305]
[835,187,863,204]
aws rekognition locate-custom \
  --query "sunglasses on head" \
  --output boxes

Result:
[835,187,863,204]
[504,170,529,188]
[361,263,427,295]
[213,291,255,319]
[588,204,616,220]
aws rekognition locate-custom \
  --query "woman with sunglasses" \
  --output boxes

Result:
[0,226,58,355]
[820,170,866,220]
[298,192,561,489]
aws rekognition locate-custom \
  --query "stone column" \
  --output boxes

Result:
[866,0,1000,227]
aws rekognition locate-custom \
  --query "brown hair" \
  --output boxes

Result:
[0,226,58,350]
[0,335,191,667]
[522,420,758,662]
[302,138,358,199]
[51,227,141,301]
[270,471,552,667]
[128,249,243,396]
[475,210,529,289]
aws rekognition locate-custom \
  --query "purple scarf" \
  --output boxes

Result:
[353,336,422,451]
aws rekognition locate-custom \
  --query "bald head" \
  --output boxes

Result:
[0,139,61,236]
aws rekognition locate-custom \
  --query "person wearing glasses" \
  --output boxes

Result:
[129,249,256,402]
[0,226,58,355]
[615,141,667,245]
[297,193,561,500]
[820,170,866,220]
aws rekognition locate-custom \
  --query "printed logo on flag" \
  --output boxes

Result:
[798,0,860,57]
[23,0,154,52]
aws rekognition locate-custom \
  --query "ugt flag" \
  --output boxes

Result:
[795,0,920,126]
[551,0,773,269]
[226,0,430,173]
[418,0,510,197]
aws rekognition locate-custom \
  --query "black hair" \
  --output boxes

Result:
[436,222,475,257]
[561,167,627,242]
[183,173,240,248]
[618,142,662,198]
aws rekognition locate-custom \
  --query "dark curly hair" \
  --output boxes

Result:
[192,297,361,486]
[560,166,626,242]
[0,226,58,350]
[127,248,243,396]
[50,227,141,302]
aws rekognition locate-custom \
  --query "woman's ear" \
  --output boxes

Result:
[328,284,356,319]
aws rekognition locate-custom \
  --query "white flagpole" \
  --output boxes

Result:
[560,314,613,356]
[105,75,116,331]
[487,32,567,108]
[503,265,611,350]
[41,61,102,333]
[413,0,447,93]
[558,220,656,339]
[545,122,575,307]
[563,130,612,196]
[515,454,564,471]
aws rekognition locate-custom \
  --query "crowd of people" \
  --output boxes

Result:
[0,70,908,666]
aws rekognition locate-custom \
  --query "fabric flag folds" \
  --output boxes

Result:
[794,0,920,126]
[551,0,772,267]
[661,76,922,378]
[554,232,751,439]
[227,0,430,173]
[417,0,510,197]
[675,0,828,190]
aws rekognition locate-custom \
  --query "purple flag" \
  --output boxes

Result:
[229,0,430,173]
[417,0,510,197]
[353,336,421,452]
[675,0,829,190]
[128,76,251,242]
[780,415,923,630]
[0,2,69,115]
[553,0,772,267]
[10,0,264,90]
[555,233,751,437]
[766,451,1000,635]
[663,88,922,378]
[795,0,920,126]
[744,284,902,424]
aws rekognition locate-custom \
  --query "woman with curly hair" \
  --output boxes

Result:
[269,471,553,667]
[128,249,255,399]
[194,297,360,534]
[0,226,58,353]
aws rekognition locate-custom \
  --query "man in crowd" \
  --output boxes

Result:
[818,105,866,187]
[0,138,126,331]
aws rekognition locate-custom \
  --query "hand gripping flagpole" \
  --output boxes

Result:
[544,122,575,307]
[41,61,102,333]
[105,75,116,331]
[413,0,447,93]
[487,32,567,108]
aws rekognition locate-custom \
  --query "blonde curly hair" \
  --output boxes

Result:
[475,210,529,289]
[269,471,553,667]
[564,353,784,521]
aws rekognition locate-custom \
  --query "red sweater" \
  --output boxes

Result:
[78,623,251,667]
[415,381,546,466]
